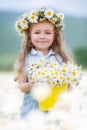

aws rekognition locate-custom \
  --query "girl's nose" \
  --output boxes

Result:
[40,33,45,39]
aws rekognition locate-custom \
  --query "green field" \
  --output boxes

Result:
[0,53,18,71]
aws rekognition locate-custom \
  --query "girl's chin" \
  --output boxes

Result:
[35,46,49,49]
[35,47,48,50]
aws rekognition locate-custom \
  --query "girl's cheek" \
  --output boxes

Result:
[34,34,39,38]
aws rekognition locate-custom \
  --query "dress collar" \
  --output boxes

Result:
[30,48,55,56]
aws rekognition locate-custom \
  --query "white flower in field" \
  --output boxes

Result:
[26,110,45,129]
[0,71,87,130]
[73,117,87,130]
[1,95,20,116]
[46,109,69,122]
[14,120,28,130]
[60,118,78,130]
[45,123,60,130]
[0,119,15,130]
[30,83,51,101]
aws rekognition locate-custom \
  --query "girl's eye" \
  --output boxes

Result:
[34,32,40,34]
[34,32,51,34]
[46,32,51,34]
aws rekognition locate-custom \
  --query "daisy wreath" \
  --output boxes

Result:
[15,7,64,35]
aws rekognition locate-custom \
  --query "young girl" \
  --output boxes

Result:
[14,8,73,119]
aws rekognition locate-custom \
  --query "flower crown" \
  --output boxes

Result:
[15,8,64,35]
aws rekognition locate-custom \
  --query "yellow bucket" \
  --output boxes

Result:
[39,84,68,110]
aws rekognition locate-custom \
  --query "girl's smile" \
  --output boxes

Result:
[30,21,54,55]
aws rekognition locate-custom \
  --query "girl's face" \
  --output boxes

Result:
[30,21,54,55]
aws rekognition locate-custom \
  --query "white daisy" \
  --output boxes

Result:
[29,10,37,15]
[61,67,67,75]
[23,13,29,19]
[28,14,38,23]
[45,9,54,19]
[50,18,57,24]
[15,19,22,30]
[58,75,65,84]
[21,19,28,27]
[58,13,64,19]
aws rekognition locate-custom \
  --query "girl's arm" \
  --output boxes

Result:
[18,72,35,93]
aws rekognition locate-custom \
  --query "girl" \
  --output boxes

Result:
[14,8,73,118]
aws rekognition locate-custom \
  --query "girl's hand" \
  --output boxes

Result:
[18,81,35,93]
[27,81,35,89]
[17,72,35,92]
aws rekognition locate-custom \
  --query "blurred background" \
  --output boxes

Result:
[0,0,87,71]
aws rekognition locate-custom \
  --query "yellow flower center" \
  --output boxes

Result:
[55,71,58,75]
[31,15,35,19]
[60,76,63,80]
[50,63,52,67]
[48,81,51,85]
[50,19,56,24]
[62,69,66,73]
[39,59,43,62]
[41,72,45,76]
[72,71,77,76]
[22,20,26,24]
[59,13,64,19]
[31,68,34,71]
[38,71,41,75]
[67,77,70,80]
[23,26,28,30]
[52,82,55,85]
[73,79,77,82]
[31,77,35,81]
[47,11,52,16]
[46,76,50,78]
[17,21,21,25]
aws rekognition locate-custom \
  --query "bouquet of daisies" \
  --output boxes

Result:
[26,58,82,88]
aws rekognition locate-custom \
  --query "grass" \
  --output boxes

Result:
[0,53,18,71]
[74,46,87,69]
